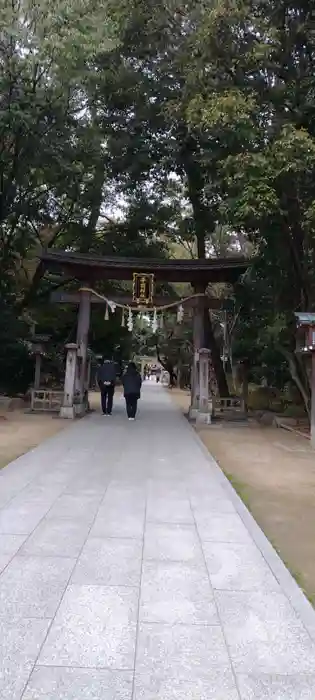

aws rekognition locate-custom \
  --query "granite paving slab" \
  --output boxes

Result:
[0,533,27,557]
[71,536,142,587]
[0,555,75,619]
[143,523,204,563]
[133,671,240,700]
[203,541,280,592]
[236,673,315,700]
[38,584,138,669]
[216,589,315,674]
[0,617,50,700]
[20,518,91,558]
[135,622,232,681]
[146,497,194,524]
[22,667,133,699]
[139,560,218,625]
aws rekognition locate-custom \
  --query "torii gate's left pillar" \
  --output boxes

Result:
[75,288,91,415]
[60,343,78,418]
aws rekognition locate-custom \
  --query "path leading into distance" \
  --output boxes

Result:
[1,383,315,699]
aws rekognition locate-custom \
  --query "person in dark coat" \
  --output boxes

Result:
[122,362,142,420]
[97,358,117,415]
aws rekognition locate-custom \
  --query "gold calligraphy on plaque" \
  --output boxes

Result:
[132,273,154,305]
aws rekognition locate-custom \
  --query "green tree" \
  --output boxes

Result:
[86,0,246,394]
[0,0,120,295]
[0,0,124,390]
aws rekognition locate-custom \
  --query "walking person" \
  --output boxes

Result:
[122,362,142,420]
[97,358,117,415]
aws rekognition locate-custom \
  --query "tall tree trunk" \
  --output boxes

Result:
[80,159,105,254]
[178,127,230,397]
[204,309,230,397]
[156,346,177,386]
[278,346,310,420]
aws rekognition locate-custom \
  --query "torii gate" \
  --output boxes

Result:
[39,250,249,420]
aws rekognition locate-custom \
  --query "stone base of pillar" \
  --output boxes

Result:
[196,411,212,426]
[60,405,76,419]
[188,406,199,421]
[74,402,87,417]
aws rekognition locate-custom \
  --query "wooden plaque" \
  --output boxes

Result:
[132,273,154,305]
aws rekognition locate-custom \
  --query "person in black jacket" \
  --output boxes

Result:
[122,362,142,420]
[97,358,117,415]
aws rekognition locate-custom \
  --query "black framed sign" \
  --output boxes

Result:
[132,273,154,305]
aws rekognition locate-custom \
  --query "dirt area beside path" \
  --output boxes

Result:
[0,389,120,470]
[0,410,67,470]
[170,388,315,604]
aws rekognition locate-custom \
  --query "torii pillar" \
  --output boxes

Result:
[140,358,146,381]
[75,288,91,415]
[189,286,206,419]
[60,344,79,418]
[33,344,43,390]
[196,348,211,424]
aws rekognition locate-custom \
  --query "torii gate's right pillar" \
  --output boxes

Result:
[189,285,206,419]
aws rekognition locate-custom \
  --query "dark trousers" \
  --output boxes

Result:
[100,385,114,414]
[125,393,138,418]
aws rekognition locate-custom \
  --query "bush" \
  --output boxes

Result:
[282,404,308,419]
[0,301,34,395]
[283,383,304,406]
[248,386,283,412]
[0,340,34,396]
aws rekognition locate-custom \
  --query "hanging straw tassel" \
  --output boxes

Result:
[121,308,125,327]
[127,307,133,332]
[104,304,109,321]
[177,304,184,323]
[152,308,158,334]
[108,300,116,313]
[159,312,164,329]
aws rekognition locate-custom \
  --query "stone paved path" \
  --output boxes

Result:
[1,384,315,699]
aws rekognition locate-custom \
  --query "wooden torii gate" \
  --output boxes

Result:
[39,250,249,419]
